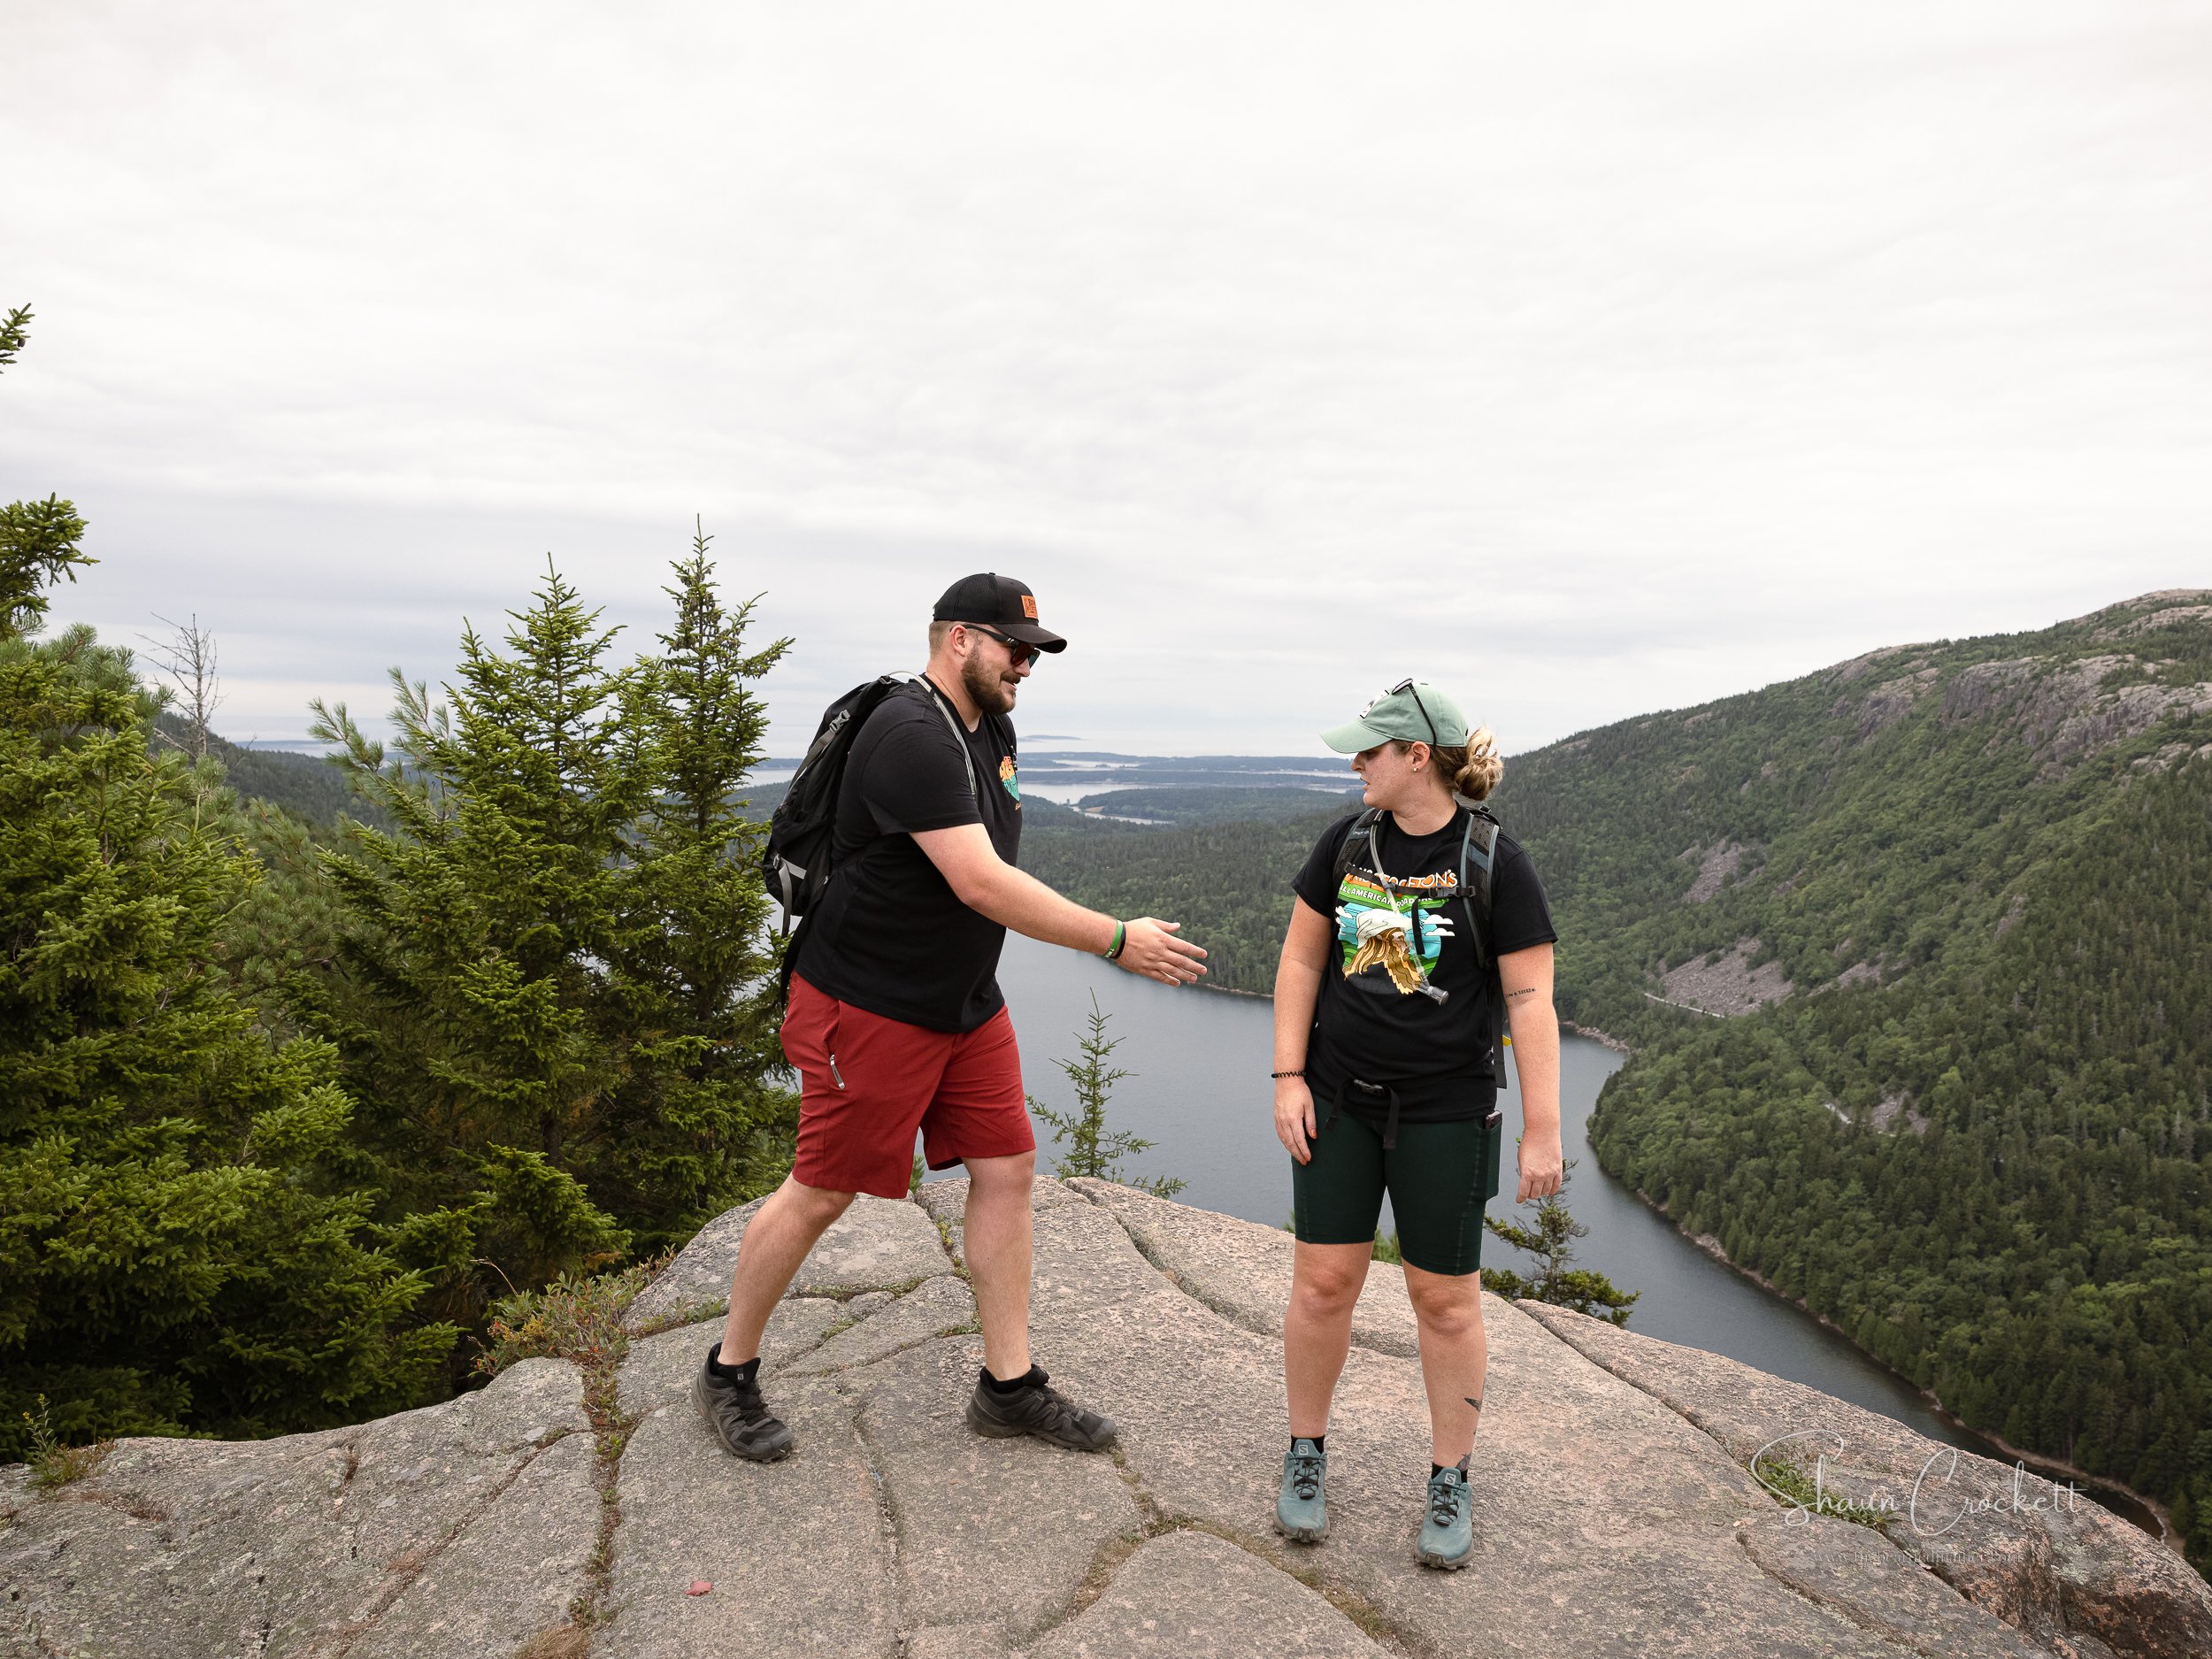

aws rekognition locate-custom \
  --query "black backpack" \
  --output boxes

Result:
[759,674,977,931]
[1330,803,1508,1060]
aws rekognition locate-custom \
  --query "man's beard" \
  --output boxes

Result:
[961,655,1018,716]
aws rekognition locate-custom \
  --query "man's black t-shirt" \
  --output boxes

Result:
[793,679,1023,1033]
[1291,808,1556,1120]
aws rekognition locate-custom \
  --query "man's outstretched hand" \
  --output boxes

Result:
[1116,918,1208,986]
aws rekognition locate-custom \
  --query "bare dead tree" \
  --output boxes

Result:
[142,611,224,760]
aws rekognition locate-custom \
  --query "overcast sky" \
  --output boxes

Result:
[5,3,2207,757]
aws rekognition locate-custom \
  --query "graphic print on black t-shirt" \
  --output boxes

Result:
[794,678,1022,1033]
[1335,863,1460,998]
[1292,808,1556,1119]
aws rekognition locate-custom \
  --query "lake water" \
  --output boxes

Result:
[985,933,2159,1533]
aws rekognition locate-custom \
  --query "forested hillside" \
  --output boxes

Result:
[1026,591,2212,1571]
[150,718,390,830]
[1023,813,1334,991]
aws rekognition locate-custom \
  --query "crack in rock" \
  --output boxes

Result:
[848,1332,1142,1648]
[794,1325,983,1379]
[1508,1306,1922,1626]
[1062,1180,1423,1358]
[1033,1416,1425,1659]
[308,1435,563,1658]
[1035,1531,1148,1640]
[1732,1525,2050,1659]
[1033,1520,1425,1659]
[841,1379,914,1644]
[1733,1529,1947,1657]
[1074,1196,1270,1335]
[250,1566,273,1657]
[1177,1518,1429,1659]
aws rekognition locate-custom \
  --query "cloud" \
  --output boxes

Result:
[5,1,2208,754]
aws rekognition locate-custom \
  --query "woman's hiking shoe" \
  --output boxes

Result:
[1416,1464,1475,1569]
[693,1346,795,1463]
[1274,1439,1330,1542]
[964,1365,1118,1451]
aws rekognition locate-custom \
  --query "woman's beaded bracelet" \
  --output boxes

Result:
[1104,920,1127,960]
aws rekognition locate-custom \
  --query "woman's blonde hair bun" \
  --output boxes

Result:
[1428,726,1502,803]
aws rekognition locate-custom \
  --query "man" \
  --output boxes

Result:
[695,572,1209,1461]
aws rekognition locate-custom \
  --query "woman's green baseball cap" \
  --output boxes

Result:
[1321,680,1471,753]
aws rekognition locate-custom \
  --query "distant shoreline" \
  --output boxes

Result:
[1560,1018,1632,1054]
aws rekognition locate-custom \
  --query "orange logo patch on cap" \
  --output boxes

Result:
[1021,595,1038,618]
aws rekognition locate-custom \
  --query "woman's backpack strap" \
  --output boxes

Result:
[1458,807,1509,1069]
[1331,808,1386,889]
[1456,807,1500,970]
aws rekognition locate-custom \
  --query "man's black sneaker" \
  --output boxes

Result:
[693,1345,795,1463]
[964,1365,1118,1452]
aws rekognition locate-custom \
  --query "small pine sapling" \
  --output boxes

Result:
[1027,994,1186,1198]
[1482,1153,1640,1324]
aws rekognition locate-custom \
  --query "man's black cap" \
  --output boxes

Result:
[933,572,1068,653]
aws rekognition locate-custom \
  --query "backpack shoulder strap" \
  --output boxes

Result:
[1331,808,1386,887]
[910,675,980,804]
[1456,804,1509,1069]
[1456,805,1501,971]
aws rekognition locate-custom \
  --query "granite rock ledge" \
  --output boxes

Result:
[5,1180,2203,1659]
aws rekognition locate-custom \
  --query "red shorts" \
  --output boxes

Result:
[783,975,1035,1200]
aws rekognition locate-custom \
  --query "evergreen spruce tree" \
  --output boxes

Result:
[0,307,451,1456]
[610,520,796,1243]
[305,538,797,1338]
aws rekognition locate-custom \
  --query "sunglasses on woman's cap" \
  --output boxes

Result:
[1320,679,1472,753]
[1366,679,1439,746]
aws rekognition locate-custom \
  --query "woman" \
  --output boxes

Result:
[1270,680,1563,1569]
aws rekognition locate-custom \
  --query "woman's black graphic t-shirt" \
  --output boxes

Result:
[1291,808,1556,1121]
[793,679,1023,1033]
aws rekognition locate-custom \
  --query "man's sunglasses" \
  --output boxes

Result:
[968,625,1042,666]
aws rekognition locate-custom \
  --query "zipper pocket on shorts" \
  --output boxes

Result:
[827,1053,846,1089]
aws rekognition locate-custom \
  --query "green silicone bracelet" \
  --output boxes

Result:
[1105,920,1126,960]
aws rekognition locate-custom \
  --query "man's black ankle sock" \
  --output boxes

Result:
[982,1363,1042,1395]
[1431,1454,1471,1479]
[707,1343,760,1386]
[1293,1435,1325,1455]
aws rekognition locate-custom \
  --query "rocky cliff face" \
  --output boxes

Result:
[7,1180,2206,1659]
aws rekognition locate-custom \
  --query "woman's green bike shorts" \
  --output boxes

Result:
[1291,1107,1504,1276]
